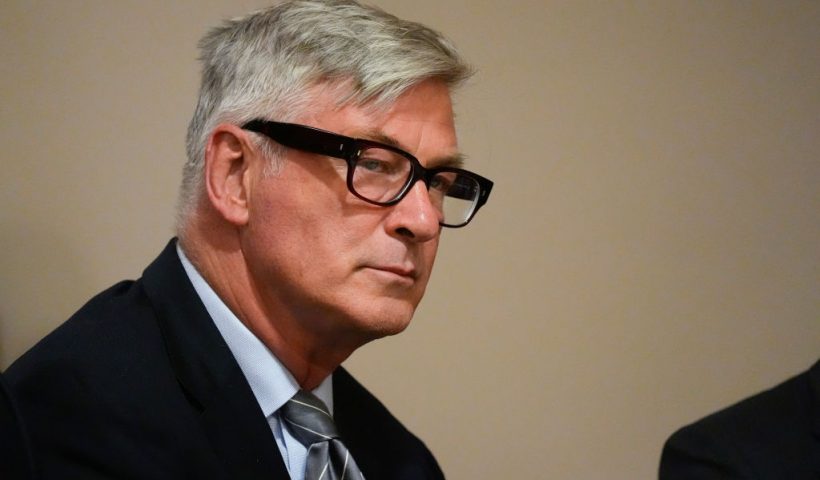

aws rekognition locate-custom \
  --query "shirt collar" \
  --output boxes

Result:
[176,243,333,416]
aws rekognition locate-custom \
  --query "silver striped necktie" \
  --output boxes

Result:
[281,390,364,480]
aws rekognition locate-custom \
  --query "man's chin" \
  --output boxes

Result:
[348,303,416,343]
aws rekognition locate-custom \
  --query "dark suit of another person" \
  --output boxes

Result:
[5,240,443,479]
[659,359,820,479]
[0,373,35,480]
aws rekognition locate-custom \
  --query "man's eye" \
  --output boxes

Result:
[430,174,454,192]
[359,158,390,173]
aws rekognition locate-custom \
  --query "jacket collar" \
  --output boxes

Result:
[141,239,288,479]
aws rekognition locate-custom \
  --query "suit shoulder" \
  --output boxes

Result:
[661,365,818,479]
[6,278,166,394]
[676,369,812,442]
[2,275,213,478]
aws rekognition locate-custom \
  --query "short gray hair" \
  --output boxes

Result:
[176,0,472,228]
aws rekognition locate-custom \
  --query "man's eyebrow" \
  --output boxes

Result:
[357,129,466,168]
[431,152,466,169]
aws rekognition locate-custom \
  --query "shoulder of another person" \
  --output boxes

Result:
[660,362,820,479]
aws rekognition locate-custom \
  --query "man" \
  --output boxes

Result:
[6,1,493,479]
[659,359,820,479]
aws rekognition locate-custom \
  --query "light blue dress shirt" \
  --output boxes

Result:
[177,245,333,480]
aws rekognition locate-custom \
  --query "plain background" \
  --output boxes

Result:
[2,1,818,478]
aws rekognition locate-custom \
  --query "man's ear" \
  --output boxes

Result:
[203,124,255,226]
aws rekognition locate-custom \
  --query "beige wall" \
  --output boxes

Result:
[2,1,818,478]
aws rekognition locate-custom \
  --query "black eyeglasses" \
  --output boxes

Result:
[242,120,493,228]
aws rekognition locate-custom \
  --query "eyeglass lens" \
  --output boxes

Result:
[351,146,480,226]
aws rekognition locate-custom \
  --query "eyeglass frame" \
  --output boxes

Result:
[241,119,493,228]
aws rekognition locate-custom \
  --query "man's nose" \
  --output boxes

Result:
[384,181,441,242]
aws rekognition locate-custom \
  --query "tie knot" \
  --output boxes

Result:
[280,390,340,446]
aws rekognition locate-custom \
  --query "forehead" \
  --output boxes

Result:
[297,80,459,163]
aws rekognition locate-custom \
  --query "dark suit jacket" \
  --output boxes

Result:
[6,240,444,479]
[0,373,36,480]
[659,359,820,479]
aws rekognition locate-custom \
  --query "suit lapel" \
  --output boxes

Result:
[142,240,289,479]
[333,368,382,476]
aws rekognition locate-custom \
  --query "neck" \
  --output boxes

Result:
[179,219,359,391]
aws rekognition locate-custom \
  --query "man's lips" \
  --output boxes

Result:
[362,264,418,281]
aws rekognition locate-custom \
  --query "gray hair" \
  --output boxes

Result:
[176,0,472,229]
